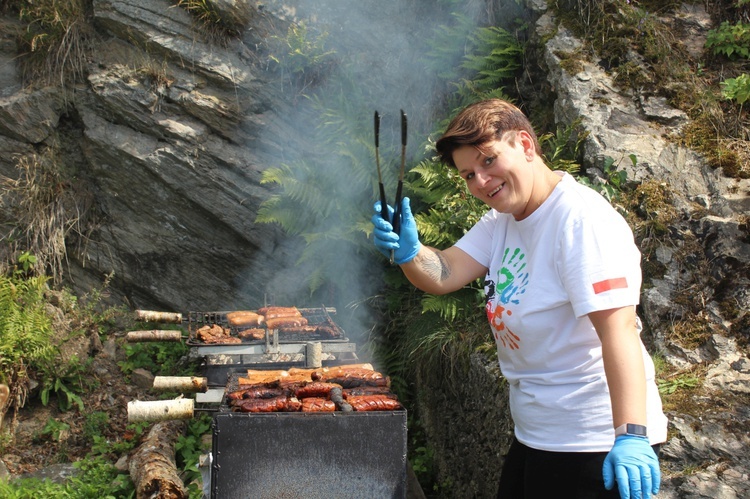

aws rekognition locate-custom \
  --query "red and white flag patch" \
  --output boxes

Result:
[592,277,628,294]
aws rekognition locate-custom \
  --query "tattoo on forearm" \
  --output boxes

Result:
[418,250,451,282]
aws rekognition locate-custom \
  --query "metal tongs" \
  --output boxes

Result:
[373,109,408,264]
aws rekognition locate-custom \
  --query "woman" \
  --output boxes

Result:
[371,99,667,499]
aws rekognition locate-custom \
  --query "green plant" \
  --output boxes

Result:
[14,251,37,277]
[539,119,587,175]
[455,25,522,100]
[267,22,337,94]
[118,340,191,376]
[721,73,750,104]
[175,414,212,494]
[39,355,88,412]
[577,155,633,204]
[0,272,56,418]
[657,374,701,395]
[706,21,750,60]
[40,418,71,442]
[0,455,135,498]
[82,411,110,442]
[90,421,149,458]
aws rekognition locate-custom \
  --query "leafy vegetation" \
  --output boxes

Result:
[0,272,56,419]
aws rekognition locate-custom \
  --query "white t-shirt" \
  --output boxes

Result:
[455,172,668,452]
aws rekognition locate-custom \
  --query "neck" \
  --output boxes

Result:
[515,163,562,220]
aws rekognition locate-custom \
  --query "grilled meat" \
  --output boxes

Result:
[346,395,403,411]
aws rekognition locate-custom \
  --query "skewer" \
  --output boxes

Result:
[390,109,408,264]
[374,111,389,223]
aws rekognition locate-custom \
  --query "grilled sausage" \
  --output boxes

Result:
[257,306,300,318]
[346,395,403,411]
[342,386,397,398]
[226,311,263,327]
[233,396,302,412]
[294,382,343,399]
[265,317,308,329]
[301,397,336,412]
[312,368,389,387]
[227,386,286,401]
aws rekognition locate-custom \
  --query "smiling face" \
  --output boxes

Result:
[453,130,538,220]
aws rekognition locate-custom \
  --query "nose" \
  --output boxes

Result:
[474,170,492,186]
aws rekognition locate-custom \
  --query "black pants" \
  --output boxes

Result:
[496,437,661,499]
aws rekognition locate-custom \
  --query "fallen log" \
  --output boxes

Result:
[129,419,188,499]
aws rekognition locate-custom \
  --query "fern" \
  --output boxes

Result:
[424,12,479,82]
[460,26,522,93]
[0,273,56,418]
[421,289,484,322]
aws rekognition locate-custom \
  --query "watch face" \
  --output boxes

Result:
[616,423,648,437]
[626,424,648,436]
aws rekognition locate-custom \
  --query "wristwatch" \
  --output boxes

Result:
[615,423,648,437]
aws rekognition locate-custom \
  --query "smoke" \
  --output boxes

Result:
[244,0,505,348]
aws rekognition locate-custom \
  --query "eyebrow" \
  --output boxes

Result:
[457,148,486,176]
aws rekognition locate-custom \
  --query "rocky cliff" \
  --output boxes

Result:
[1,0,748,498]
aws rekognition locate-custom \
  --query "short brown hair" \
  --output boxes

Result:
[435,99,541,168]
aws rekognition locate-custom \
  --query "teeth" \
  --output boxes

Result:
[488,185,502,197]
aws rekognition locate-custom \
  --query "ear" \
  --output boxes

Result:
[516,130,536,161]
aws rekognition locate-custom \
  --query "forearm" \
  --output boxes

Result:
[400,245,485,295]
[602,331,648,427]
[401,245,454,294]
[590,307,648,428]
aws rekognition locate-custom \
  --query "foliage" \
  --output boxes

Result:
[90,421,149,459]
[0,456,135,498]
[0,271,56,416]
[657,374,701,395]
[454,25,523,102]
[721,73,750,104]
[39,418,70,442]
[267,22,337,96]
[539,119,587,175]
[12,0,92,86]
[175,414,213,495]
[38,354,89,412]
[118,339,191,376]
[705,21,750,60]
[577,154,633,204]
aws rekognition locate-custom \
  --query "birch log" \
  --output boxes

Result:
[135,310,183,323]
[129,419,188,499]
[128,399,194,422]
[126,330,183,342]
[152,376,208,393]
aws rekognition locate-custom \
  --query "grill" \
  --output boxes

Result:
[210,372,408,499]
[185,307,348,346]
[130,307,408,498]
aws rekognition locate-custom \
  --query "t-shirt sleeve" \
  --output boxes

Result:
[558,209,642,318]
[454,209,497,267]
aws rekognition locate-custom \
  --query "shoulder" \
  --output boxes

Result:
[553,173,624,223]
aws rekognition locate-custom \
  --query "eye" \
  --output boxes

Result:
[483,156,495,166]
[464,172,475,181]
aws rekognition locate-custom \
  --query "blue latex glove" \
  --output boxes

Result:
[603,434,660,499]
[370,197,421,264]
